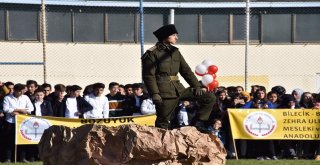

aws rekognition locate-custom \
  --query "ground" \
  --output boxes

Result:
[2,160,320,165]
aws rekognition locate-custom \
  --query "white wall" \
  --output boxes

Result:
[0,41,319,93]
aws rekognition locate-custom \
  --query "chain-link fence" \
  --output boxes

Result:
[0,0,320,94]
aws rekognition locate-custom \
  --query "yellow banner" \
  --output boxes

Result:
[15,115,156,145]
[228,109,320,140]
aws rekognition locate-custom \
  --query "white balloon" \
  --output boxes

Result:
[201,74,214,86]
[195,64,207,75]
[202,59,213,68]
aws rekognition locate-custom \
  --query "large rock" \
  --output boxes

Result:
[38,124,227,165]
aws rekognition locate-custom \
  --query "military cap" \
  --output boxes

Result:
[153,24,178,41]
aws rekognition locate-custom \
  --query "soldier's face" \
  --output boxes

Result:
[165,33,178,44]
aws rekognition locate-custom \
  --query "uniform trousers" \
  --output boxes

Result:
[155,87,216,129]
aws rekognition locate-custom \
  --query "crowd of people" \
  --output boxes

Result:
[0,80,320,162]
[0,80,156,163]
[205,85,320,161]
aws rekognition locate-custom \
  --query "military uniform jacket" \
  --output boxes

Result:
[142,42,201,99]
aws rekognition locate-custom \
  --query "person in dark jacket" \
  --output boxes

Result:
[123,83,149,116]
[45,84,66,117]
[59,85,93,118]
[32,88,53,116]
[30,88,53,161]
[141,24,216,132]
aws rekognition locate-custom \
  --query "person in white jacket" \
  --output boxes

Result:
[84,83,109,118]
[3,83,34,162]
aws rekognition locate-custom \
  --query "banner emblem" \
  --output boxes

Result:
[243,111,277,138]
[19,117,51,142]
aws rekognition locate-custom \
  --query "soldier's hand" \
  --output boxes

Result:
[152,94,162,105]
[195,87,203,96]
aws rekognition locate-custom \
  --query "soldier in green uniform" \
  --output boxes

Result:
[141,24,216,133]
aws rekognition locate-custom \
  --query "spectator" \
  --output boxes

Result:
[267,91,280,108]
[46,84,66,117]
[30,88,53,161]
[250,85,260,98]
[3,84,34,162]
[236,86,244,94]
[25,80,38,102]
[32,89,53,117]
[300,92,314,108]
[0,82,14,121]
[124,84,133,96]
[242,89,278,160]
[119,84,126,96]
[124,83,149,116]
[106,82,126,117]
[292,88,304,108]
[59,85,93,118]
[279,95,299,159]
[176,101,192,126]
[243,89,274,109]
[230,93,246,108]
[83,84,94,96]
[84,83,109,119]
[209,118,231,157]
[41,83,52,97]
[211,90,235,158]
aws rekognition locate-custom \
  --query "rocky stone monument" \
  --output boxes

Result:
[38,124,227,165]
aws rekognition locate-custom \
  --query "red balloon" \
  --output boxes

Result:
[212,74,217,79]
[207,65,218,75]
[208,80,219,91]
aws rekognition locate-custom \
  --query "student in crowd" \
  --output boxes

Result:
[211,90,235,157]
[32,88,53,117]
[59,85,93,118]
[3,84,34,162]
[83,84,94,96]
[0,82,14,120]
[25,80,38,102]
[279,95,299,159]
[65,85,72,96]
[84,83,109,119]
[46,84,66,117]
[230,93,246,108]
[119,84,126,96]
[209,118,231,157]
[176,101,193,126]
[300,92,314,109]
[250,85,260,98]
[41,83,52,98]
[226,86,237,99]
[236,86,244,94]
[30,88,53,161]
[292,88,304,108]
[267,91,281,108]
[243,88,278,160]
[106,82,126,117]
[124,84,133,96]
[124,83,149,116]
[271,86,286,104]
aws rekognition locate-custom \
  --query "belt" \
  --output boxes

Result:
[156,75,179,81]
[169,76,179,81]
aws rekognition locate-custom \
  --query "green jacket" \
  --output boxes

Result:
[142,42,201,99]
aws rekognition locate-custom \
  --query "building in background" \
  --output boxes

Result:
[0,0,320,92]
